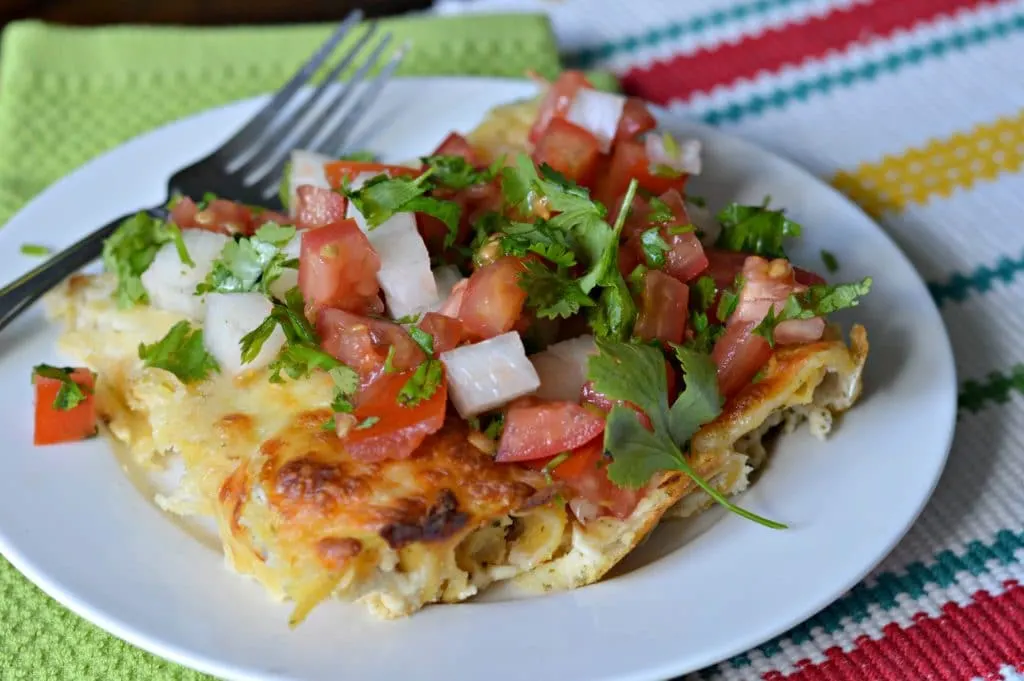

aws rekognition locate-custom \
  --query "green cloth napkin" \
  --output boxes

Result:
[0,15,560,680]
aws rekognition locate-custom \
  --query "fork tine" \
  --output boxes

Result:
[235,24,383,179]
[215,10,364,160]
[255,46,406,200]
[316,44,407,156]
[247,33,395,189]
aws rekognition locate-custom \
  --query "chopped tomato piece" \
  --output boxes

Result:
[711,321,773,398]
[33,368,97,445]
[615,97,658,142]
[430,132,482,166]
[299,219,381,314]
[547,438,642,520]
[595,139,687,210]
[496,398,606,463]
[457,256,528,340]
[703,249,750,289]
[342,370,447,462]
[532,118,602,187]
[655,190,709,282]
[528,71,594,144]
[324,161,418,189]
[617,237,644,279]
[171,197,270,236]
[634,270,689,345]
[418,312,465,355]
[293,186,347,229]
[318,309,426,384]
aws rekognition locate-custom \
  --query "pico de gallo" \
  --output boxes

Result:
[39,71,871,529]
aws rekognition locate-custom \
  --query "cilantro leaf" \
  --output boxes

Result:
[402,195,461,247]
[639,227,671,268]
[421,155,496,190]
[195,224,296,295]
[268,343,341,383]
[603,406,680,489]
[167,224,194,267]
[21,243,51,257]
[339,150,377,162]
[518,260,595,319]
[138,321,219,383]
[586,180,640,340]
[646,196,674,224]
[279,160,292,210]
[32,364,92,410]
[328,365,359,413]
[346,172,430,227]
[589,339,784,528]
[717,289,739,322]
[754,277,872,343]
[499,220,578,268]
[588,338,669,429]
[499,155,540,215]
[820,249,839,273]
[398,359,444,406]
[686,311,723,354]
[407,325,435,355]
[355,416,380,430]
[715,202,802,258]
[691,276,716,311]
[667,346,723,445]
[240,287,318,364]
[102,212,185,308]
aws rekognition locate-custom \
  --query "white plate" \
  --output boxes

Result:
[0,77,956,681]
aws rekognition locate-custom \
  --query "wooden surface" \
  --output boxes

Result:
[0,0,432,26]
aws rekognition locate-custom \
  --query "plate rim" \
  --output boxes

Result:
[0,75,958,681]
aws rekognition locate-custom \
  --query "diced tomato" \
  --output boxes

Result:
[547,438,642,520]
[418,312,465,355]
[299,219,381,314]
[634,270,689,345]
[617,237,644,279]
[615,97,658,142]
[171,197,266,236]
[33,368,97,445]
[532,118,602,187]
[293,186,347,229]
[528,71,594,144]
[342,370,447,462]
[324,161,419,189]
[416,191,472,255]
[595,139,687,210]
[496,398,605,463]
[430,132,482,166]
[703,249,749,289]
[318,309,426,384]
[457,256,528,340]
[655,190,708,282]
[775,318,826,345]
[711,321,773,398]
[580,382,653,431]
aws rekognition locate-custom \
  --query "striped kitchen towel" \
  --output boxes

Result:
[437,0,1024,679]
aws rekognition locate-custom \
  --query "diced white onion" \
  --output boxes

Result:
[645,133,702,176]
[565,89,626,154]
[287,149,332,216]
[529,335,596,401]
[429,265,465,314]
[346,171,439,319]
[440,332,541,418]
[203,292,285,375]
[141,230,231,320]
[569,497,601,525]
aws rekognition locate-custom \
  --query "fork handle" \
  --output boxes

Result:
[0,205,166,335]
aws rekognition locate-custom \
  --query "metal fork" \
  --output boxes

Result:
[0,10,405,334]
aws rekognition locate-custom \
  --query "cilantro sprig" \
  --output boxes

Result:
[138,321,219,383]
[755,278,873,345]
[716,201,802,258]
[32,364,92,410]
[102,212,193,308]
[588,180,640,340]
[398,359,444,406]
[195,223,296,296]
[588,339,785,529]
[518,260,595,319]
